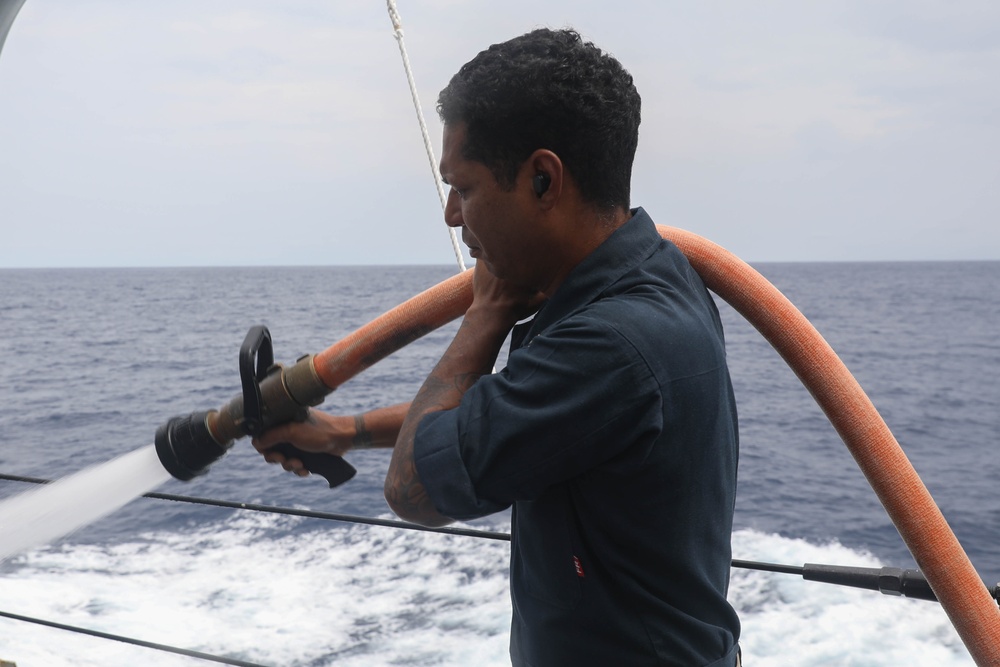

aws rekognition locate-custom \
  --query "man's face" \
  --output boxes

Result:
[439,123,541,287]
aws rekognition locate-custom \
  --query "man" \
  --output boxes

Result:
[254,28,741,666]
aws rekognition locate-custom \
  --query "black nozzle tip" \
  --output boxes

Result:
[155,411,230,481]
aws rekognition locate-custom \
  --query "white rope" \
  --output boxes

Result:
[386,0,467,272]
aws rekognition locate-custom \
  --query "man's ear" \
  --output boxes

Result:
[524,149,563,207]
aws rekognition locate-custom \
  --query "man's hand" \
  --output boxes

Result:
[252,404,409,477]
[251,409,352,476]
[469,261,545,327]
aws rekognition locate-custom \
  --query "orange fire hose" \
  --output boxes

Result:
[656,226,1000,666]
[303,226,1000,664]
[313,269,474,390]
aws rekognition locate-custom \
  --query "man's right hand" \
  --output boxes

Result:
[250,403,410,477]
[251,409,354,476]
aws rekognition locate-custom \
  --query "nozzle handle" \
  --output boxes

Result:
[235,326,355,487]
[270,443,357,488]
[240,325,274,436]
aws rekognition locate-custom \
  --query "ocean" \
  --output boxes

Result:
[0,262,998,666]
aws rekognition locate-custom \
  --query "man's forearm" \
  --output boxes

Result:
[350,403,411,449]
[384,306,512,526]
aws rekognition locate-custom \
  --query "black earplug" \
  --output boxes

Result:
[533,173,551,197]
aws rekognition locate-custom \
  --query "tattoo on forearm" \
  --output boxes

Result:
[352,414,374,449]
[383,320,499,528]
[384,456,442,525]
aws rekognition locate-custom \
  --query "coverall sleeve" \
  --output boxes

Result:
[413,313,663,521]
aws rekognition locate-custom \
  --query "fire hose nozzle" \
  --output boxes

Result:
[154,410,232,481]
[153,326,357,487]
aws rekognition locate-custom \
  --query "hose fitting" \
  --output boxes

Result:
[154,410,231,481]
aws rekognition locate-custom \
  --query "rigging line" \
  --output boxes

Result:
[386,0,467,273]
[0,609,273,667]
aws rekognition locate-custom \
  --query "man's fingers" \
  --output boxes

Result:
[260,448,285,464]
[256,444,310,476]
[251,424,295,452]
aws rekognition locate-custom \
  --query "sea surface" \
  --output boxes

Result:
[1,262,998,666]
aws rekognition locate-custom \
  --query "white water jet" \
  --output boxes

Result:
[0,444,172,563]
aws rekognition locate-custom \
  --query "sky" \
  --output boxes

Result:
[0,0,998,267]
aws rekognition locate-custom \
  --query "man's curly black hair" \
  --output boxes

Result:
[437,28,641,213]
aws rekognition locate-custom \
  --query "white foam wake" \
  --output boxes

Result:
[731,530,970,666]
[0,520,975,666]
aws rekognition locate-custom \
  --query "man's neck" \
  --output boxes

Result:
[538,205,632,299]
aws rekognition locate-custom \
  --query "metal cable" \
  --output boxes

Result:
[0,609,273,667]
[0,472,509,541]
